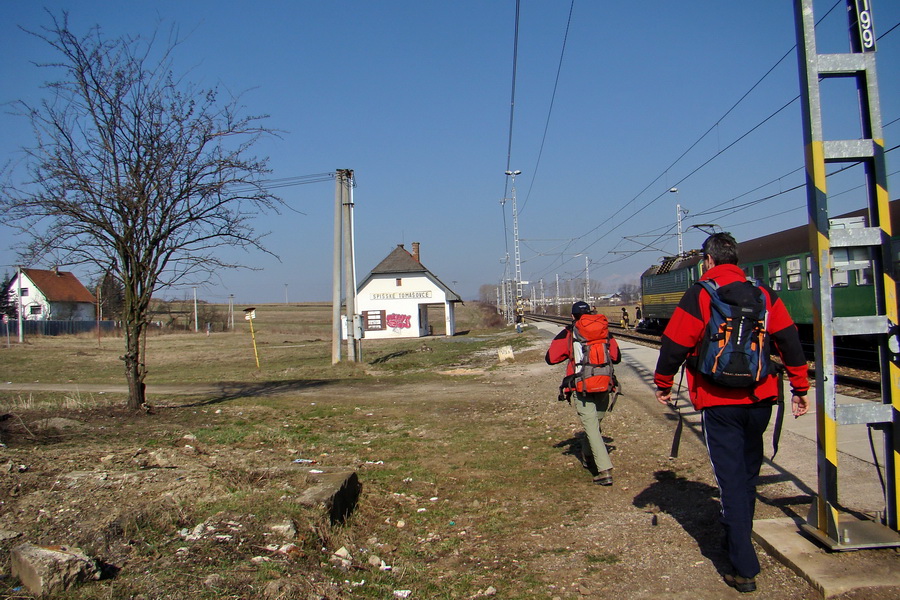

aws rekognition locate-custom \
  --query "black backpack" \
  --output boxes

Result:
[693,280,771,388]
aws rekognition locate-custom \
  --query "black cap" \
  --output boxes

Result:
[571,301,593,316]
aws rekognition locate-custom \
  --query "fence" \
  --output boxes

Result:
[2,320,119,337]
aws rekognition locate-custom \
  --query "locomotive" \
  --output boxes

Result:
[639,200,900,340]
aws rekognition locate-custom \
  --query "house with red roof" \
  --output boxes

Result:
[356,243,462,339]
[6,268,96,321]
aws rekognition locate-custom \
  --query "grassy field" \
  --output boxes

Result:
[0,302,520,396]
[0,301,575,599]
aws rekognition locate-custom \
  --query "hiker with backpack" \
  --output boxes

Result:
[546,301,621,486]
[653,233,809,594]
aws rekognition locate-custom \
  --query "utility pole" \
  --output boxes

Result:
[343,172,359,361]
[506,170,523,302]
[585,256,591,303]
[16,266,23,343]
[192,286,199,333]
[556,274,560,313]
[332,169,358,364]
[229,294,235,330]
[332,171,343,364]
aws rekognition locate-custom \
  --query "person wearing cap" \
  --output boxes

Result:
[545,301,621,486]
[653,232,809,593]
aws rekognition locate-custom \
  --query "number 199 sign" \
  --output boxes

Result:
[851,0,877,52]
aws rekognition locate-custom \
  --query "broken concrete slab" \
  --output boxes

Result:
[11,543,100,597]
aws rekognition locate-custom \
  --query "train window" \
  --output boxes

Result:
[832,268,849,287]
[750,264,764,284]
[787,258,802,290]
[768,262,782,291]
[856,266,873,286]
[806,256,813,288]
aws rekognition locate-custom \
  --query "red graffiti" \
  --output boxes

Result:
[385,313,412,329]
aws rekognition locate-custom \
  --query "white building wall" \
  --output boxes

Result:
[357,274,448,339]
[7,273,95,321]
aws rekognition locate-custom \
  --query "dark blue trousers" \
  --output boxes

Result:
[702,403,773,579]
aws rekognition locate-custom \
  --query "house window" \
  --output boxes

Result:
[787,258,802,291]
[395,278,402,286]
[29,305,42,315]
[20,288,29,297]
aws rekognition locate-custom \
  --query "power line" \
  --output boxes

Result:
[519,0,576,216]
[528,3,898,280]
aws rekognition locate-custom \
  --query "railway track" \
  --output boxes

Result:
[525,312,881,396]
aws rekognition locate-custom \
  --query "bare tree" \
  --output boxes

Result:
[478,284,497,304]
[2,13,281,410]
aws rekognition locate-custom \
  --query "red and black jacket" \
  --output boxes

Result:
[653,263,809,409]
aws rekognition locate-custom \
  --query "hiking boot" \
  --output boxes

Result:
[592,469,612,486]
[723,573,756,593]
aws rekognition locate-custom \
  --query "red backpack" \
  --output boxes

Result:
[570,314,616,393]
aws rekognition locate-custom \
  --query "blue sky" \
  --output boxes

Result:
[1,1,899,304]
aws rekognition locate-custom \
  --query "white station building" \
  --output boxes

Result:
[356,243,462,339]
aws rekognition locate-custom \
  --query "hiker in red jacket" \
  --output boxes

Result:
[654,232,809,593]
[546,301,621,486]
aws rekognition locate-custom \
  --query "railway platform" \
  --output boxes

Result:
[530,319,900,597]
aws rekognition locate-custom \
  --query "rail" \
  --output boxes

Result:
[525,313,879,395]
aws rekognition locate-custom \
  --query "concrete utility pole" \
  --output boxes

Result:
[332,172,343,364]
[16,267,25,343]
[332,169,358,364]
[342,172,358,362]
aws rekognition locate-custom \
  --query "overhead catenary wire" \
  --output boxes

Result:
[518,0,575,216]
[528,4,899,284]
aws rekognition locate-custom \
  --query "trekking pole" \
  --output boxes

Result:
[668,366,687,459]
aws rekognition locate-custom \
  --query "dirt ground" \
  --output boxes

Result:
[0,329,898,599]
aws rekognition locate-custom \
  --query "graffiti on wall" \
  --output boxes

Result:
[386,313,412,329]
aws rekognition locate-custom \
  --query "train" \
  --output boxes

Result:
[639,199,900,341]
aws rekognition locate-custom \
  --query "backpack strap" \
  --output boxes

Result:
[771,364,786,458]
[668,365,687,459]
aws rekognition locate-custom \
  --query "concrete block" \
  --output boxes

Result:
[11,543,99,597]
[293,468,362,524]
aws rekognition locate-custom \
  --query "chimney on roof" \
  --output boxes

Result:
[53,265,59,276]
[412,242,420,263]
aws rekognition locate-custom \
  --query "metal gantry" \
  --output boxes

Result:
[794,0,900,549]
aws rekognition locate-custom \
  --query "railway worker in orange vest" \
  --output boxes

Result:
[654,232,809,593]
[546,301,621,486]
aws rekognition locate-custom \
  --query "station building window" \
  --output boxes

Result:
[768,261,782,291]
[395,278,402,287]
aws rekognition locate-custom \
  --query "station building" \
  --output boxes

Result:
[356,243,462,339]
